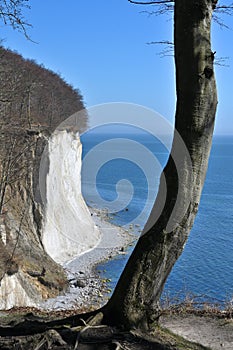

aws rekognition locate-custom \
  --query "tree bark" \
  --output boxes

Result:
[103,0,218,330]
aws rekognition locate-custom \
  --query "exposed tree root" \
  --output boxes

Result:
[0,309,211,350]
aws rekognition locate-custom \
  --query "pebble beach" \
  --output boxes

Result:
[39,208,136,311]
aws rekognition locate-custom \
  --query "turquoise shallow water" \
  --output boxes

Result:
[81,130,233,304]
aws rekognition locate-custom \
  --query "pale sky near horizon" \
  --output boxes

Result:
[1,0,233,135]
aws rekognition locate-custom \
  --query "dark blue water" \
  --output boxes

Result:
[81,129,233,304]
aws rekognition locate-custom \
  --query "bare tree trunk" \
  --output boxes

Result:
[103,0,218,330]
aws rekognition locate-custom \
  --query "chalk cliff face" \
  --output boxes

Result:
[42,130,101,264]
[0,129,67,309]
[0,128,99,309]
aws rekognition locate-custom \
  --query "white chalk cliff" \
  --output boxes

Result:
[0,130,99,310]
[42,130,101,264]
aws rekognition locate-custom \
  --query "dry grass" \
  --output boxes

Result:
[160,290,233,319]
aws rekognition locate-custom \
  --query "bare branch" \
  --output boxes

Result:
[128,0,174,5]
[213,13,230,28]
[7,206,26,264]
[213,2,233,27]
[147,40,174,57]
[214,56,230,67]
[147,40,173,45]
[0,0,31,39]
[216,3,233,14]
[140,3,174,16]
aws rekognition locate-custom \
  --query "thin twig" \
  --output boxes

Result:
[128,0,173,4]
[8,206,26,263]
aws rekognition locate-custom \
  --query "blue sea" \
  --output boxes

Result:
[81,127,233,305]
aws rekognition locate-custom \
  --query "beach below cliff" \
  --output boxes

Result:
[39,207,137,311]
[3,208,233,350]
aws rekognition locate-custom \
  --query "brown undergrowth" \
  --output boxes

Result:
[0,302,227,350]
[160,291,233,319]
[0,292,232,349]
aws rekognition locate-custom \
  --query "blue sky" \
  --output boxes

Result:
[1,0,233,134]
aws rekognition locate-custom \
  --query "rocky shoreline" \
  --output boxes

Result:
[39,208,137,311]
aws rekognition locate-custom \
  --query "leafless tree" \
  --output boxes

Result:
[101,0,233,330]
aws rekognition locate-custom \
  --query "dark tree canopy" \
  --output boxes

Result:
[0,47,87,131]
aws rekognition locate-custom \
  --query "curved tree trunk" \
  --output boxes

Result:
[103,0,218,330]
